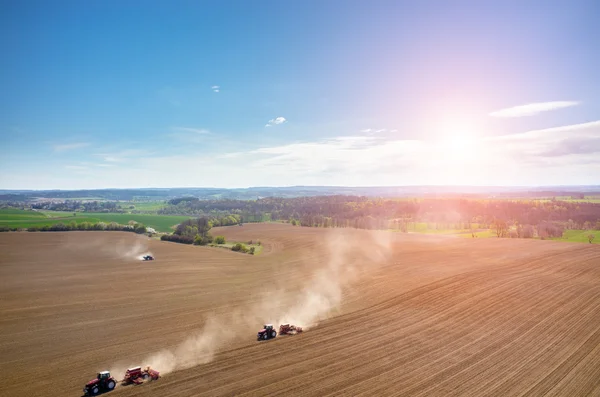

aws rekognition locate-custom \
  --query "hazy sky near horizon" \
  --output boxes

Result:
[1,0,599,189]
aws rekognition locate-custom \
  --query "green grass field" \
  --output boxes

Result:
[531,196,600,203]
[390,221,599,243]
[0,209,101,228]
[62,197,109,201]
[391,222,487,235]
[128,201,167,211]
[565,196,600,201]
[551,229,599,244]
[0,209,191,232]
[0,208,47,219]
[81,213,191,232]
[402,223,598,243]
[456,230,496,238]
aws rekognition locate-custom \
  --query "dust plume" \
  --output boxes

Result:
[62,232,153,261]
[119,228,394,376]
[112,236,153,260]
[274,228,393,329]
[142,317,224,373]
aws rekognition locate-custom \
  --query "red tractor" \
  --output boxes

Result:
[83,371,117,395]
[279,323,303,335]
[121,366,160,385]
[257,324,277,341]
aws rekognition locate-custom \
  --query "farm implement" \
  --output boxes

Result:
[279,323,303,335]
[122,366,160,385]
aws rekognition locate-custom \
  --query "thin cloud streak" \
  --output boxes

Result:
[92,149,151,164]
[53,142,91,152]
[487,120,600,141]
[489,101,580,117]
[360,128,391,135]
[172,127,211,134]
[485,120,600,161]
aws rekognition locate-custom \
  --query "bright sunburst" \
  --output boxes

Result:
[438,121,479,158]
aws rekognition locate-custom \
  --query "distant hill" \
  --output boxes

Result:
[0,185,599,202]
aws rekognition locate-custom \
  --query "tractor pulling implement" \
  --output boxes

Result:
[257,323,303,341]
[83,323,302,394]
[83,366,159,395]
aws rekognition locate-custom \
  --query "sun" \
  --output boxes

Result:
[446,135,475,152]
[439,123,479,158]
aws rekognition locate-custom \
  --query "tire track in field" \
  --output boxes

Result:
[326,262,596,394]
[125,246,600,397]
[2,227,600,396]
[152,247,600,397]
[348,250,600,396]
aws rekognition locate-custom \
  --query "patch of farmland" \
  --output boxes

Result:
[1,224,599,396]
[82,213,193,232]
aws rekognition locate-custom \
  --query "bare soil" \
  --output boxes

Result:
[1,223,599,396]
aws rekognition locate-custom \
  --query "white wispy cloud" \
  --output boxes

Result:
[265,116,287,127]
[17,120,600,189]
[489,101,580,118]
[485,120,600,159]
[53,142,91,152]
[231,120,600,184]
[93,149,150,164]
[211,85,220,93]
[360,128,389,135]
[487,120,600,142]
[65,162,116,171]
[172,127,211,134]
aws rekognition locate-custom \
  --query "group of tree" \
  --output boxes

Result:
[31,200,124,213]
[159,200,267,222]
[0,221,147,233]
[160,217,259,254]
[161,217,214,245]
[231,243,255,254]
[490,219,564,239]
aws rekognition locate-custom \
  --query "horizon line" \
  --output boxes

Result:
[1,184,600,192]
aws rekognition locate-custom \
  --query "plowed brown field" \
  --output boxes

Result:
[1,223,599,397]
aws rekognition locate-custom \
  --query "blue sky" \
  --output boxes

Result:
[1,0,599,189]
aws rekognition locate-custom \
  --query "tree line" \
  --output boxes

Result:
[0,221,148,233]
[31,200,124,213]
[158,196,600,232]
